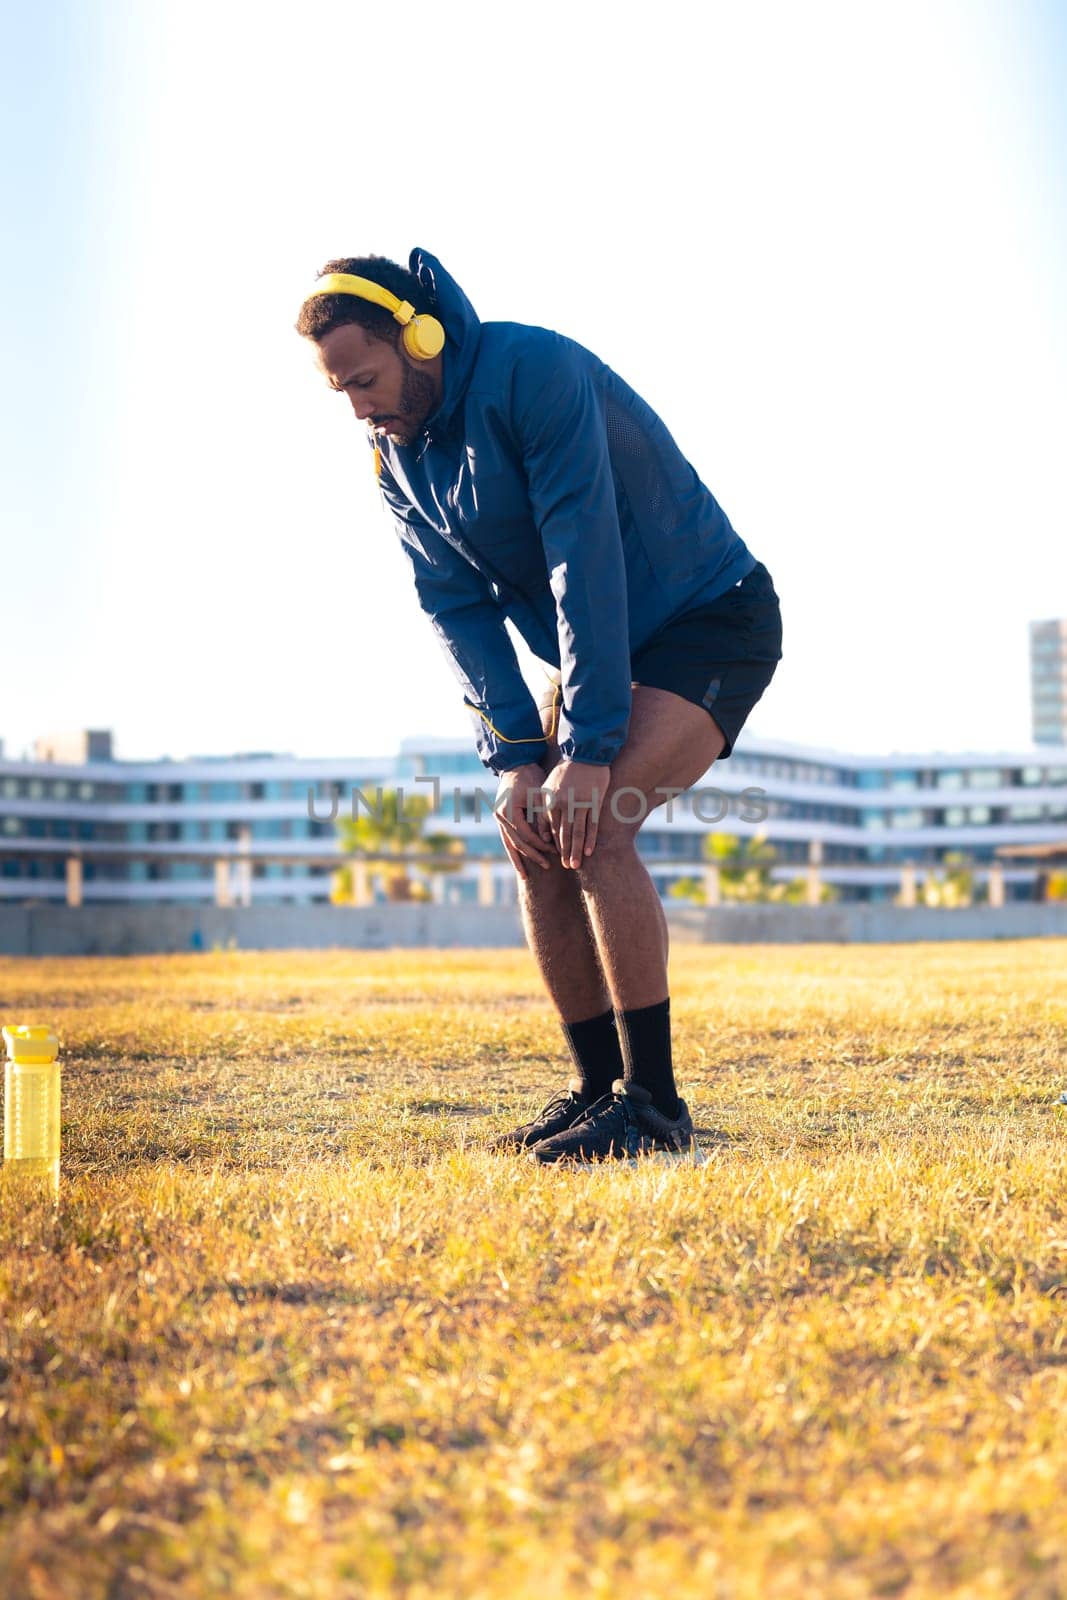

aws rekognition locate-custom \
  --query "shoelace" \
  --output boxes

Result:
[564,1090,630,1133]
[528,1090,585,1127]
[571,1091,686,1150]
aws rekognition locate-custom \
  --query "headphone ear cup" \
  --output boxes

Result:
[402,314,446,361]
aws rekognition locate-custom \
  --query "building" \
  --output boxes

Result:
[2,729,1066,907]
[1030,618,1067,746]
[32,730,115,765]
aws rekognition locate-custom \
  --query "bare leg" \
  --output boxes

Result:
[576,685,727,1010]
[508,684,723,1022]
[517,859,613,1023]
[511,691,613,1024]
[578,840,672,1011]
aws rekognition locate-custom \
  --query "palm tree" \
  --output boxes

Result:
[668,832,837,904]
[920,851,974,908]
[420,831,467,902]
[702,830,780,901]
[331,789,466,904]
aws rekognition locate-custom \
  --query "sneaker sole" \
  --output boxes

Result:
[531,1141,707,1168]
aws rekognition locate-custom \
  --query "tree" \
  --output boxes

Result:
[667,874,705,904]
[331,789,466,904]
[667,832,837,904]
[920,851,974,908]
[703,830,780,902]
[420,831,467,900]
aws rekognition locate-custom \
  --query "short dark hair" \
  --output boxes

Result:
[295,254,432,346]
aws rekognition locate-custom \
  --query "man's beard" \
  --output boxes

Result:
[383,364,438,444]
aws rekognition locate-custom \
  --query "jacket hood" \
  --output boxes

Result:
[409,247,481,440]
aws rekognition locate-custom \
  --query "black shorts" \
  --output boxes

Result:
[629,561,783,758]
[538,561,783,760]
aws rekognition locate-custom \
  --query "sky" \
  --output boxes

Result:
[3,0,1066,763]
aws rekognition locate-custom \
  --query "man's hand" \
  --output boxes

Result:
[494,763,553,880]
[542,761,611,869]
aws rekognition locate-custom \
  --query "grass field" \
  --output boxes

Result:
[1,940,1066,1599]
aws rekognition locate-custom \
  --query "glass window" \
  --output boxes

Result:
[2,816,21,835]
[968,806,991,824]
[418,752,485,777]
[27,779,44,799]
[77,782,95,800]
[52,781,70,800]
[1021,767,1044,786]
[1,778,18,798]
[125,783,147,802]
[889,809,924,829]
[943,806,966,826]
[1007,805,1044,822]
[968,770,1002,788]
[936,770,963,789]
[857,771,884,790]
[889,770,918,791]
[861,809,886,829]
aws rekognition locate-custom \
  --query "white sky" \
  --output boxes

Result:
[5,0,1066,762]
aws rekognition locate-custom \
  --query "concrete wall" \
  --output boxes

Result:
[0,904,525,957]
[1,902,1066,956]
[689,903,1067,944]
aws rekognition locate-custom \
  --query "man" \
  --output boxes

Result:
[296,248,783,1163]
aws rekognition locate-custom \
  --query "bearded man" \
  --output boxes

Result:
[296,249,783,1163]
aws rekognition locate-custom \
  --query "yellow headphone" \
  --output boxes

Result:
[303,273,446,360]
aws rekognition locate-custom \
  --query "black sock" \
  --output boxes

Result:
[560,1009,625,1102]
[615,998,680,1119]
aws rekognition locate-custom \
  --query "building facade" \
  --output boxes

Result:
[2,729,1066,907]
[1031,619,1067,746]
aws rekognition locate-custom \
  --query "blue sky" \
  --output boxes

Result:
[4,0,1066,763]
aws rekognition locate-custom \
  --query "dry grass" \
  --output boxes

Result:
[1,940,1066,1599]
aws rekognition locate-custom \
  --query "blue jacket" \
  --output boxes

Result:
[376,249,756,774]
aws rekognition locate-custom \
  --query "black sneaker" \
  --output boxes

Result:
[530,1079,704,1165]
[490,1080,594,1152]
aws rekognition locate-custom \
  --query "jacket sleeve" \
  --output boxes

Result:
[378,464,548,776]
[511,336,632,766]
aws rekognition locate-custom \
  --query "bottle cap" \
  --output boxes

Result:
[2,1025,60,1063]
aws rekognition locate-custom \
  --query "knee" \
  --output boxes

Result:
[575,822,639,887]
[518,851,576,896]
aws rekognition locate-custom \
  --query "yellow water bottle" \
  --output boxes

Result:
[3,1025,61,1200]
